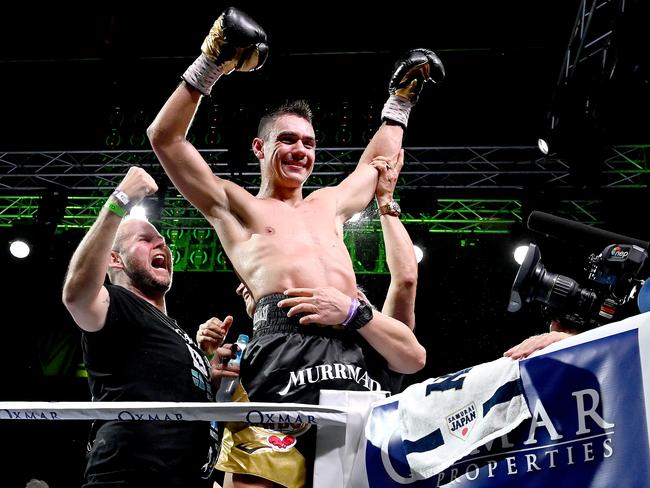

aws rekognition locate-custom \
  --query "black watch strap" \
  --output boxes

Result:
[347,300,373,330]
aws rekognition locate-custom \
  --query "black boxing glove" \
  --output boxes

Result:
[389,48,444,103]
[381,48,445,128]
[201,7,268,73]
[183,7,269,96]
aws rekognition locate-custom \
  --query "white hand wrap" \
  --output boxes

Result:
[381,95,413,128]
[181,53,224,96]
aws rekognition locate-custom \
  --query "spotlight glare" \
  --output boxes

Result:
[514,245,530,265]
[10,239,30,259]
[128,205,148,221]
[537,138,549,155]
[414,245,424,263]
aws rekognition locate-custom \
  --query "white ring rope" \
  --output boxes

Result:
[0,401,349,426]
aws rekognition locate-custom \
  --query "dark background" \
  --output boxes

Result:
[1,1,650,486]
[0,0,626,150]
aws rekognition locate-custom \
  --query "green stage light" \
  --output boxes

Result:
[105,129,122,148]
[204,127,222,146]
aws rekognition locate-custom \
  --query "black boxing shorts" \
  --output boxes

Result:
[240,294,388,405]
[228,294,390,487]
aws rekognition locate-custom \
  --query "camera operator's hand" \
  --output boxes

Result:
[503,331,574,360]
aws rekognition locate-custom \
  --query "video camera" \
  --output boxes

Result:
[507,211,649,330]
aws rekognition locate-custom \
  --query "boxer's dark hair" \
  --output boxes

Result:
[257,100,313,140]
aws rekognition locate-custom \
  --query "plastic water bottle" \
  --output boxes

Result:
[215,334,249,402]
[229,334,249,368]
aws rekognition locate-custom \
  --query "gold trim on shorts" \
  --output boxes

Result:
[215,384,308,488]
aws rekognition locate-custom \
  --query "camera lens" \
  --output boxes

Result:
[535,271,580,309]
[532,268,598,318]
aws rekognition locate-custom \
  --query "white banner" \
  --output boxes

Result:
[353,311,650,487]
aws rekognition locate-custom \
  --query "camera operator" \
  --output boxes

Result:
[504,226,648,359]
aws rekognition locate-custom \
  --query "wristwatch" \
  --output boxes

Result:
[347,299,373,330]
[379,200,401,217]
[111,188,132,210]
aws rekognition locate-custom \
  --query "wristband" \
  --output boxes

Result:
[182,53,224,96]
[111,188,131,209]
[342,298,360,326]
[381,95,413,128]
[104,200,126,218]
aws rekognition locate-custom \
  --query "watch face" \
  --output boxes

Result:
[348,300,374,330]
[379,200,402,217]
[358,301,373,320]
[381,200,401,216]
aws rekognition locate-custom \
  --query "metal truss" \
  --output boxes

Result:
[0,145,646,230]
[1,145,646,272]
[558,0,623,86]
[1,144,646,191]
[547,0,626,136]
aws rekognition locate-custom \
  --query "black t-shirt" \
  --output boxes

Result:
[81,285,215,487]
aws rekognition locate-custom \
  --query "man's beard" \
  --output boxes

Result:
[123,257,171,295]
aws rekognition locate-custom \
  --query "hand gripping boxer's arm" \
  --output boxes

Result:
[335,49,445,221]
[62,167,158,332]
[147,7,268,221]
[278,288,426,374]
[372,153,417,330]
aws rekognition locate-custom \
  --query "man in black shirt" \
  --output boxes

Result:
[62,167,217,487]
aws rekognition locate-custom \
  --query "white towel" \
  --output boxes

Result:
[314,389,389,488]
[397,356,531,479]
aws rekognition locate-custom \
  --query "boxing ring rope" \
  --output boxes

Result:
[0,401,349,425]
[0,397,375,487]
